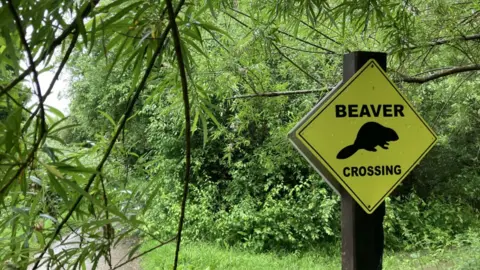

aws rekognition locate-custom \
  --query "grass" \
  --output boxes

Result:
[140,241,339,270]
[139,237,480,270]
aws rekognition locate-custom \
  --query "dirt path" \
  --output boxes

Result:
[96,239,141,270]
[29,233,141,270]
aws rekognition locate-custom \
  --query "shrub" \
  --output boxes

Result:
[384,193,480,251]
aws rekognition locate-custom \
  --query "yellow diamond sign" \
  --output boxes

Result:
[288,59,437,214]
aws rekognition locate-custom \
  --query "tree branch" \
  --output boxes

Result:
[1,32,79,198]
[297,18,342,46]
[22,31,79,134]
[6,0,46,135]
[0,0,53,197]
[397,64,480,84]
[114,30,164,40]
[165,0,190,269]
[432,73,473,125]
[228,88,331,99]
[5,92,33,114]
[401,33,480,51]
[279,44,333,54]
[0,145,41,195]
[230,61,480,100]
[230,62,480,99]
[31,2,185,267]
[271,42,322,85]
[227,8,338,54]
[460,11,480,25]
[99,175,112,268]
[224,10,325,86]
[224,11,251,29]
[275,31,337,55]
[0,0,99,98]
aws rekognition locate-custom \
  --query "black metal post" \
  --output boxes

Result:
[341,51,387,270]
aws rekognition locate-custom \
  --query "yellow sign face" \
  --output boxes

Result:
[289,59,437,214]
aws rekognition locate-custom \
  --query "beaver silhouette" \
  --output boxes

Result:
[336,122,399,159]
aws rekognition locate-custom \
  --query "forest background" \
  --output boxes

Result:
[0,0,480,269]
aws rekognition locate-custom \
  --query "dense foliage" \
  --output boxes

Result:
[1,0,480,269]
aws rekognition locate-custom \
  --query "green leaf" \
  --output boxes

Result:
[4,107,22,153]
[3,32,19,73]
[29,176,42,186]
[47,172,68,202]
[47,135,67,145]
[82,218,122,231]
[29,192,42,216]
[128,243,142,259]
[97,1,143,30]
[97,0,133,13]
[200,103,221,128]
[76,13,88,48]
[183,25,203,42]
[206,0,217,18]
[63,179,129,221]
[191,107,199,134]
[105,35,130,82]
[98,110,116,127]
[183,37,209,59]
[47,116,69,133]
[40,162,64,179]
[42,146,58,162]
[88,15,97,53]
[45,105,66,119]
[196,21,233,40]
[50,124,79,135]
[39,214,58,223]
[113,227,135,246]
[34,231,45,246]
[55,163,97,174]
[200,113,208,147]
[120,48,141,78]
[131,47,146,89]
[142,183,161,215]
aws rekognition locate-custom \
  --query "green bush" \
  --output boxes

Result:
[210,180,340,251]
[384,193,480,251]
[143,172,340,252]
[143,162,480,253]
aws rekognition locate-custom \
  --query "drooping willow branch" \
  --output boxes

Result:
[31,2,186,268]
[277,30,338,55]
[99,174,112,269]
[271,42,322,84]
[0,33,80,198]
[165,0,190,269]
[0,135,44,196]
[22,31,79,134]
[297,17,342,46]
[224,11,250,29]
[223,10,326,88]
[0,0,99,98]
[0,0,48,196]
[5,92,33,114]
[228,8,339,55]
[5,0,47,136]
